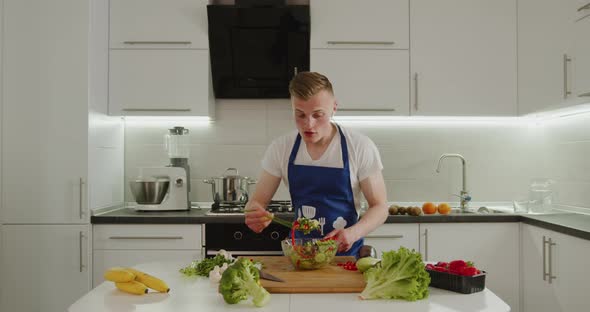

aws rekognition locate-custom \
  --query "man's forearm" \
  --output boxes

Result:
[349,203,388,241]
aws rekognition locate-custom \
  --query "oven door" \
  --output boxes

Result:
[204,222,290,257]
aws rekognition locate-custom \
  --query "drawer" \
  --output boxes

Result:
[364,224,419,255]
[93,224,202,250]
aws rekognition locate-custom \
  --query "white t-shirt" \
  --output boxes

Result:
[261,124,383,212]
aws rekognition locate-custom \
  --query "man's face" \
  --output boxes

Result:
[292,90,337,144]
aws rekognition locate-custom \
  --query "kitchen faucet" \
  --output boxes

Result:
[436,154,471,212]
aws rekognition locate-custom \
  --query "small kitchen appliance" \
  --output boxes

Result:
[165,126,191,208]
[130,167,189,211]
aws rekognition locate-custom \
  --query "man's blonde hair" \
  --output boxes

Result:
[288,72,334,100]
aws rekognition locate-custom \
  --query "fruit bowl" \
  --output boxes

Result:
[281,238,339,270]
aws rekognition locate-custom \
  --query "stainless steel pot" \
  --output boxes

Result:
[203,168,257,203]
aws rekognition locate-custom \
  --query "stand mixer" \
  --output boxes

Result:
[129,126,192,211]
[130,167,189,211]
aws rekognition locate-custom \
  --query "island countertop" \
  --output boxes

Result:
[69,261,509,312]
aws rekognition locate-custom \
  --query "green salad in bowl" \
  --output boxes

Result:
[281,238,339,270]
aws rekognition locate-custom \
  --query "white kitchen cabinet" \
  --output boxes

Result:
[0,225,91,312]
[108,49,213,116]
[92,224,203,287]
[521,223,589,312]
[1,0,88,223]
[410,0,517,116]
[364,224,419,256]
[108,0,212,117]
[110,0,209,49]
[310,0,409,50]
[419,223,520,312]
[517,0,578,115]
[573,14,590,98]
[311,49,409,113]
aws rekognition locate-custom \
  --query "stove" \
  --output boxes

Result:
[207,200,293,214]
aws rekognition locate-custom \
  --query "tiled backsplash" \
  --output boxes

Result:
[541,113,590,209]
[123,100,589,211]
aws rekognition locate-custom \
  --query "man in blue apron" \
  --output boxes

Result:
[245,72,388,257]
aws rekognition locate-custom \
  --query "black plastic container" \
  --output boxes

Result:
[426,269,486,294]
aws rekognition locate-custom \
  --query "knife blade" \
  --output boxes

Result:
[258,269,286,283]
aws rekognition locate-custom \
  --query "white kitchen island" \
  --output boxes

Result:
[69,261,510,312]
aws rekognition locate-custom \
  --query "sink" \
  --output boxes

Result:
[449,207,515,214]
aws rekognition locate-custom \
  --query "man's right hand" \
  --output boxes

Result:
[245,201,272,233]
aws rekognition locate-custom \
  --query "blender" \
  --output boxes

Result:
[164,126,191,208]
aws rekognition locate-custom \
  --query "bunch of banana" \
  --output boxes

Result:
[104,267,170,295]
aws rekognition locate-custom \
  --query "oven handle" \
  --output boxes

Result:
[206,250,284,256]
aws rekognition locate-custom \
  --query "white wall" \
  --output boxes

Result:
[124,100,552,207]
[541,112,590,209]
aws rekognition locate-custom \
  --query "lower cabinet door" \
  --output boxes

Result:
[522,224,590,312]
[364,224,419,256]
[420,223,520,312]
[521,224,560,312]
[1,225,90,312]
[93,250,202,287]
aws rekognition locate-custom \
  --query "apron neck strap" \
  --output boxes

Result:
[289,124,348,168]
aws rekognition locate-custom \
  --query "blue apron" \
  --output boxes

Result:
[288,125,363,257]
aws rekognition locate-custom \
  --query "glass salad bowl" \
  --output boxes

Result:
[281,238,339,270]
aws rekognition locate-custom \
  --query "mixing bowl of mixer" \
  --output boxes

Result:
[129,179,170,204]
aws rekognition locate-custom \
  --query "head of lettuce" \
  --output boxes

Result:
[359,247,430,301]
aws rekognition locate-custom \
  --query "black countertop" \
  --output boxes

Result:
[91,208,590,241]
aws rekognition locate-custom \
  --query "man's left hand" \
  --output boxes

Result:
[324,228,358,253]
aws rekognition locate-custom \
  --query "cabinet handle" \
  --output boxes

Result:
[563,54,572,99]
[579,91,590,97]
[542,236,547,281]
[123,41,192,45]
[109,236,184,240]
[547,237,557,284]
[79,231,85,272]
[424,228,428,261]
[414,73,419,111]
[79,178,85,219]
[326,41,395,45]
[122,108,191,112]
[365,234,404,239]
[577,3,590,12]
[333,108,396,112]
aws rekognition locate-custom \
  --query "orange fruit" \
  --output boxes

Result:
[437,203,451,215]
[422,202,437,214]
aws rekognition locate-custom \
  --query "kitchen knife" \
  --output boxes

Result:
[258,269,286,283]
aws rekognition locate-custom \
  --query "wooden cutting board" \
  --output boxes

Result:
[249,256,366,293]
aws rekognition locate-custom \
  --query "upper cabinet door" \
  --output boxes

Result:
[109,49,212,116]
[410,0,517,116]
[311,49,410,114]
[2,0,88,223]
[311,0,409,49]
[573,15,590,97]
[517,0,577,115]
[110,0,209,49]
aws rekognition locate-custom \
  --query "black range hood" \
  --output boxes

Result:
[207,0,310,99]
